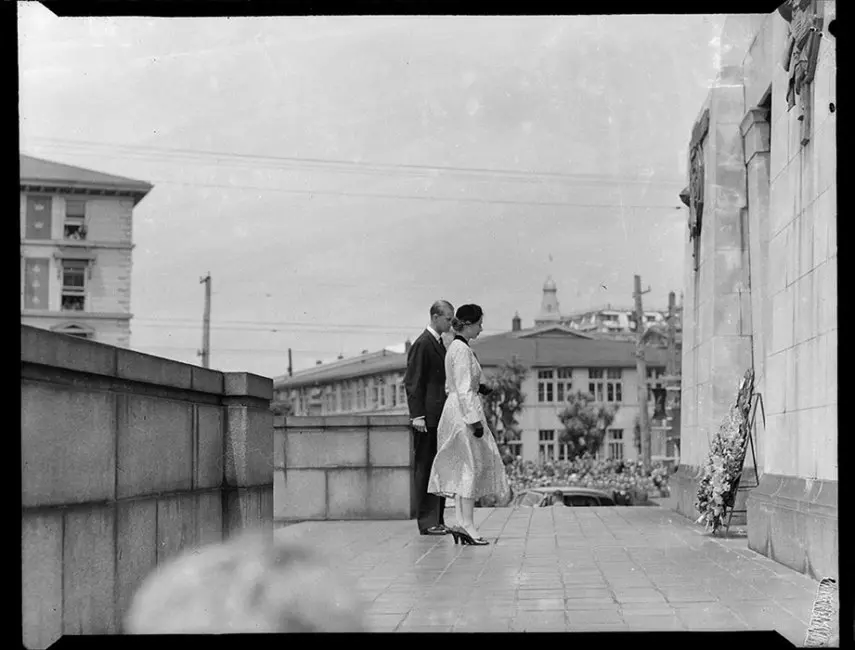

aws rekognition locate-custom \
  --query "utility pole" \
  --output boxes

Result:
[665,290,682,459]
[288,348,293,377]
[634,275,652,469]
[199,272,211,368]
[666,291,677,376]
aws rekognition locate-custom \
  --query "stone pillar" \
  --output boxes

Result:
[672,68,755,522]
[222,372,274,537]
[740,106,771,476]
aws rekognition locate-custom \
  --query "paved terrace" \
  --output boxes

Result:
[277,506,829,643]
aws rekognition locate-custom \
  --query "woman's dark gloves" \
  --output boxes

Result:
[478,384,494,396]
[472,423,484,438]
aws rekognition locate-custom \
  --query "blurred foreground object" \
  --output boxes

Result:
[124,528,367,634]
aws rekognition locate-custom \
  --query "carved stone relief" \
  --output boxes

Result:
[686,109,709,271]
[779,0,824,145]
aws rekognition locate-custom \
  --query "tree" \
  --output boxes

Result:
[481,357,528,450]
[557,391,617,460]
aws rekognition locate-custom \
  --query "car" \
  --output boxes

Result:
[512,486,623,508]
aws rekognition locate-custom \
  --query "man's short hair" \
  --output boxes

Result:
[430,300,454,318]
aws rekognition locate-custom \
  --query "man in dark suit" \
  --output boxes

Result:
[405,300,454,535]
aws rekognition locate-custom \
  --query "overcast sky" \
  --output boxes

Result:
[18,5,727,377]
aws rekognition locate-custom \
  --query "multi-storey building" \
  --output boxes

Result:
[20,155,152,346]
[273,348,410,417]
[274,315,672,464]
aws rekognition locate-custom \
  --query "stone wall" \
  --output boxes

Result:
[746,2,837,580]
[274,415,414,522]
[674,6,838,580]
[21,326,273,648]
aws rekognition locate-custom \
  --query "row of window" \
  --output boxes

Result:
[24,196,90,241]
[285,366,671,416]
[291,374,408,416]
[538,428,626,461]
[536,367,666,404]
[22,257,90,312]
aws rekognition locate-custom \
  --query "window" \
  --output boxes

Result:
[61,260,87,311]
[357,380,367,410]
[556,368,573,401]
[398,382,406,406]
[538,429,555,461]
[321,386,333,414]
[64,199,87,240]
[607,429,624,460]
[377,376,386,408]
[340,381,351,412]
[23,258,50,310]
[25,196,52,240]
[588,368,623,403]
[537,369,554,402]
[557,443,571,461]
[647,366,666,401]
[368,378,378,409]
[518,492,544,508]
[390,377,398,407]
[506,441,523,458]
[567,495,599,507]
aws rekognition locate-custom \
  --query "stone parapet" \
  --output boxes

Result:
[274,415,414,522]
[20,325,273,647]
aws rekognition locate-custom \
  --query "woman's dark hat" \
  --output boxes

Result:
[455,304,483,324]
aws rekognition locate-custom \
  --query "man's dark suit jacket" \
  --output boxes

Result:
[404,329,447,429]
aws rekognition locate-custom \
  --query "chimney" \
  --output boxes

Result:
[512,312,522,332]
[316,360,322,366]
[405,339,412,353]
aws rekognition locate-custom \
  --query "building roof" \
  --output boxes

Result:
[471,330,670,368]
[275,349,407,389]
[276,326,671,390]
[514,324,594,339]
[20,155,153,203]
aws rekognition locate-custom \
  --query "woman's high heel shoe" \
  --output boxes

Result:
[449,527,463,545]
[457,528,489,546]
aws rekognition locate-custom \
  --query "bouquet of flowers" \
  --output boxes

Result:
[694,370,754,533]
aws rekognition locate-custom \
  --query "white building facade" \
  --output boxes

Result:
[20,155,152,347]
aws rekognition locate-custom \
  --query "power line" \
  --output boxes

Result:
[123,176,688,209]
[25,135,686,187]
[133,316,426,329]
[134,345,341,356]
[131,320,506,337]
[24,140,686,208]
[28,141,686,191]
[131,315,504,331]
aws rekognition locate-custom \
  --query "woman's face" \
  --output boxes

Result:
[466,317,484,340]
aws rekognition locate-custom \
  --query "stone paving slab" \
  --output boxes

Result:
[275,506,830,643]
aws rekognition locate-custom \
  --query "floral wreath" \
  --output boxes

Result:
[694,369,754,533]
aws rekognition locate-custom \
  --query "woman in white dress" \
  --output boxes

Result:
[427,304,509,546]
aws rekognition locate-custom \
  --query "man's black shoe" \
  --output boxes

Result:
[420,525,449,536]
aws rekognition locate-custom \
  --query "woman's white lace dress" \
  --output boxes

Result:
[427,338,509,500]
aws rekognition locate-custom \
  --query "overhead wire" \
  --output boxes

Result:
[25,135,687,188]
